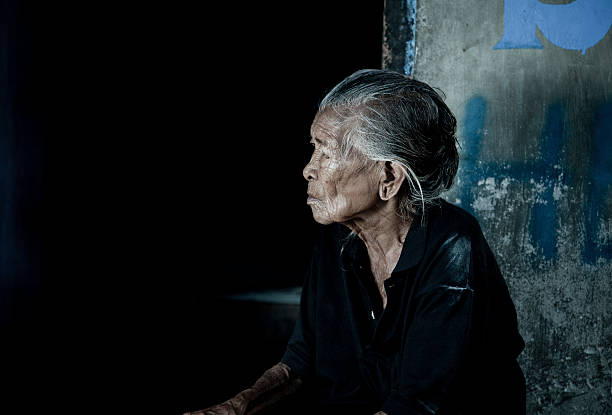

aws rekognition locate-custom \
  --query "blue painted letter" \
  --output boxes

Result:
[494,0,612,54]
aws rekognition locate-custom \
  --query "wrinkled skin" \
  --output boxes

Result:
[185,363,301,415]
[303,110,382,225]
[186,393,249,415]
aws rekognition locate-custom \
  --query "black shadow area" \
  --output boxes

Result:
[2,1,383,413]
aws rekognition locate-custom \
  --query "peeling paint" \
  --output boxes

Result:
[471,176,510,216]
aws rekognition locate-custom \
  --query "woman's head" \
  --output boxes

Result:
[303,69,459,225]
[311,69,459,220]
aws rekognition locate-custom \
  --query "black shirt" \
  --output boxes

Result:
[281,200,525,415]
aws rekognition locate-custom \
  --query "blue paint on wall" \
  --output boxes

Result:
[459,97,576,262]
[404,0,417,76]
[459,96,612,264]
[495,0,544,49]
[494,0,612,54]
[458,95,487,214]
[583,101,612,264]
[529,103,564,260]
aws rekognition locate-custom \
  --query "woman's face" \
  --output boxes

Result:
[303,110,380,225]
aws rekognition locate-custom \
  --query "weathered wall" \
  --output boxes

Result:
[384,0,611,413]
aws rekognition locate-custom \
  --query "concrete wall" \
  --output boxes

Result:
[383,1,611,413]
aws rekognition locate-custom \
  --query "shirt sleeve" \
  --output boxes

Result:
[281,249,318,377]
[382,234,476,415]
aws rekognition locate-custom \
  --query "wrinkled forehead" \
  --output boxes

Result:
[310,108,353,149]
[310,107,374,168]
[310,111,337,144]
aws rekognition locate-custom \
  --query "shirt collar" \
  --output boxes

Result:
[392,209,427,273]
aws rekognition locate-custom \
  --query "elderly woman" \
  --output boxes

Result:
[193,69,525,415]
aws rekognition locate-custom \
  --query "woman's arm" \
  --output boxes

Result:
[184,362,303,415]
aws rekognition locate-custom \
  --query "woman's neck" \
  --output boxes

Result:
[344,199,413,284]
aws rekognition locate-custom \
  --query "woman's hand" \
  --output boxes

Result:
[184,362,301,415]
[183,391,250,415]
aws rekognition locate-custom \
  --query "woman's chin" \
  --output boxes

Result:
[310,209,335,225]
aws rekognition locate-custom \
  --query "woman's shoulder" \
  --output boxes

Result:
[427,199,484,241]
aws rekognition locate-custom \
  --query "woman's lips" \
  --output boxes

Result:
[307,195,320,204]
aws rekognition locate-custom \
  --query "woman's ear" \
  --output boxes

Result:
[378,161,406,201]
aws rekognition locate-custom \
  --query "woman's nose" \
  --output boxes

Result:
[303,158,317,181]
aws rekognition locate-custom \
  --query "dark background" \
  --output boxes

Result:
[1,0,383,413]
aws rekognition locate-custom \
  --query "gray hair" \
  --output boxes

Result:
[318,69,459,219]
